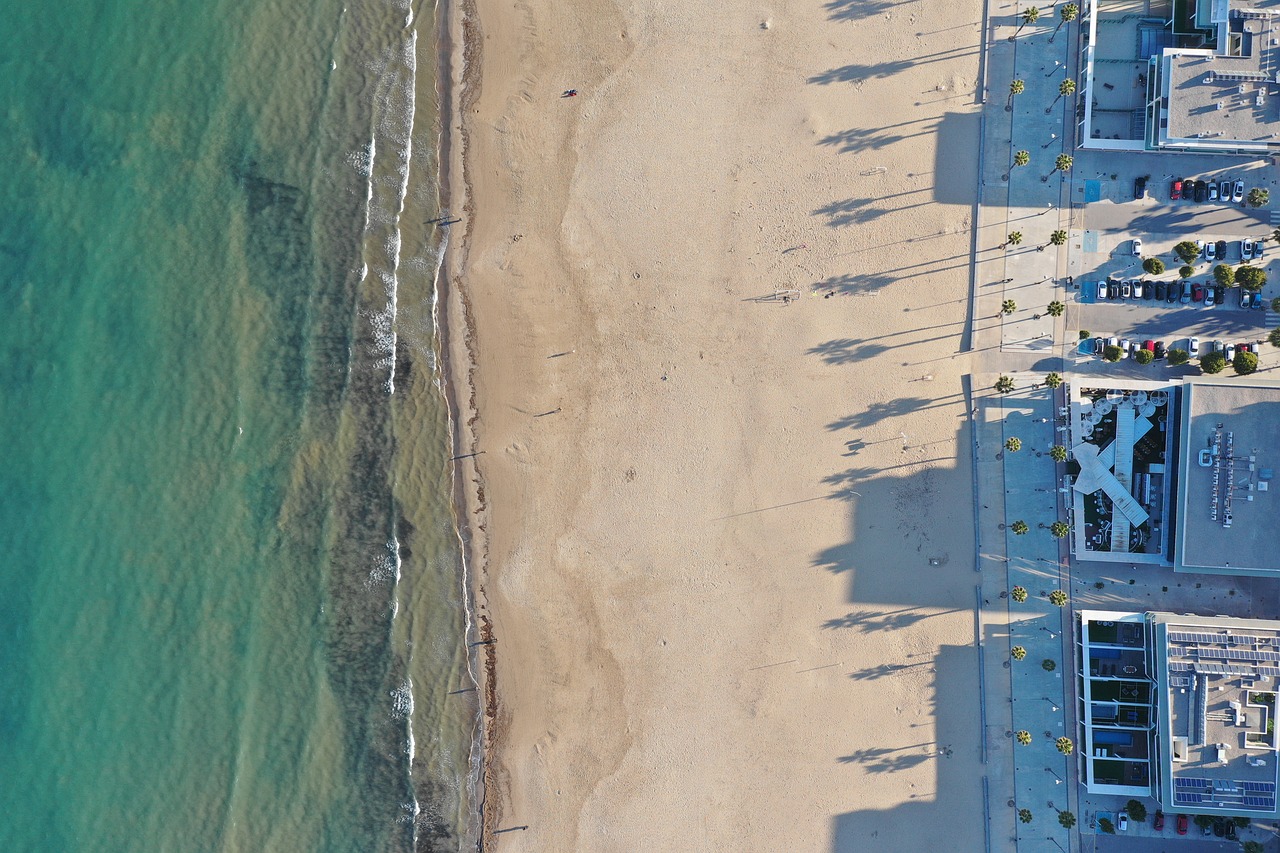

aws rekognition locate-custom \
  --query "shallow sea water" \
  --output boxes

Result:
[0,1,474,850]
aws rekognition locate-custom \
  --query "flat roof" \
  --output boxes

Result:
[1175,378,1280,574]
[1153,613,1280,814]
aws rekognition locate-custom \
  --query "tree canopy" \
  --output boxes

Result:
[1103,344,1124,362]
[1167,348,1190,366]
[1214,263,1235,287]
[1201,351,1228,374]
[1236,265,1267,290]
[1174,241,1201,263]
[1235,350,1259,375]
[1248,187,1270,208]
[1142,257,1165,275]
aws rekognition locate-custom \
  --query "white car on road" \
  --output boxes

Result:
[1132,238,1143,256]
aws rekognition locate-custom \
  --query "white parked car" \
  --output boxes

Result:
[1204,241,1217,261]
[1242,238,1255,260]
[1118,812,1129,832]
[1234,179,1246,203]
[1209,182,1220,201]
[1120,339,1132,358]
[1133,280,1144,299]
[1226,344,1237,362]
[1189,337,1200,356]
[1132,238,1143,256]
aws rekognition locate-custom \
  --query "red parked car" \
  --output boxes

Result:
[1171,179,1183,200]
[1154,811,1165,831]
[1192,283,1205,303]
[1177,813,1188,835]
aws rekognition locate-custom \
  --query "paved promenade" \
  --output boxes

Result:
[971,1,1084,851]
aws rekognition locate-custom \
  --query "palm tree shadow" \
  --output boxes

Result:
[812,272,897,296]
[823,0,907,21]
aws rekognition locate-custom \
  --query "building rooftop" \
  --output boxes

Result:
[1157,617,1280,813]
[1175,378,1280,575]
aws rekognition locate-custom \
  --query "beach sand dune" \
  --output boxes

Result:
[444,0,990,849]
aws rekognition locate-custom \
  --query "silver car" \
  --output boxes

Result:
[1234,179,1246,203]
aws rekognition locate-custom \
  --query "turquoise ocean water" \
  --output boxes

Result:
[0,1,477,850]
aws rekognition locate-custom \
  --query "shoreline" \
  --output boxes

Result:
[434,0,497,847]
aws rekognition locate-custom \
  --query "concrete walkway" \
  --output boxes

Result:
[971,0,1084,851]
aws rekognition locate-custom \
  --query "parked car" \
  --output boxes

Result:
[1132,280,1144,299]
[1177,813,1188,835]
[1181,282,1193,304]
[1120,339,1132,358]
[1241,289,1254,309]
[1204,240,1217,261]
[1154,810,1165,831]
[1234,180,1246,203]
[1204,285,1216,306]
[1226,344,1237,361]
[1096,281,1107,300]
[1109,280,1120,299]
[1255,239,1265,259]
[1227,821,1238,841]
[1118,812,1130,832]
[1192,283,1204,302]
[1242,238,1254,260]
[1154,340,1167,359]
[1170,179,1183,200]
[1143,339,1155,352]
[1215,285,1226,305]
[1195,180,1208,202]
[1212,340,1224,353]
[1167,282,1179,303]
[1132,238,1143,256]
[1221,179,1233,200]
[1122,281,1133,299]
[1214,817,1226,837]
[1093,337,1105,355]
[1189,337,1200,356]
[1156,281,1167,301]
[1209,182,1220,201]
[1216,239,1228,260]
[1134,176,1147,199]
[1247,341,1260,354]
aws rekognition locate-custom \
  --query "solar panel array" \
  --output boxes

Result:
[1172,778,1276,810]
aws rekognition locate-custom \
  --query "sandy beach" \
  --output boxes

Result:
[442,0,992,849]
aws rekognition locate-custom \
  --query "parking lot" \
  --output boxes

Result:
[1057,157,1277,375]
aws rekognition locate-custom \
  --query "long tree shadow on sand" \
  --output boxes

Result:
[832,644,981,851]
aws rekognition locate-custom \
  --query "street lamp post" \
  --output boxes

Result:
[1042,133,1058,149]
[1046,60,1062,77]
[1045,766,1064,783]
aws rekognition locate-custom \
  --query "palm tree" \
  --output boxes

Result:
[1047,78,1077,114]
[1015,730,1033,745]
[1003,230,1023,249]
[1018,808,1033,824]
[1050,521,1070,538]
[1050,3,1078,42]
[1002,299,1017,314]
[1014,149,1030,167]
[1045,154,1073,181]
[1049,445,1068,462]
[1005,437,1022,452]
[1058,810,1077,829]
[1048,590,1068,607]
[1056,736,1075,755]
[1011,520,1030,535]
[1011,585,1029,602]
[1008,78,1025,110]
[1044,371,1063,388]
[1014,6,1040,38]
[1011,645,1027,661]
[1042,658,1057,671]
[1049,229,1067,246]
[995,375,1015,393]
[1046,301,1064,317]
